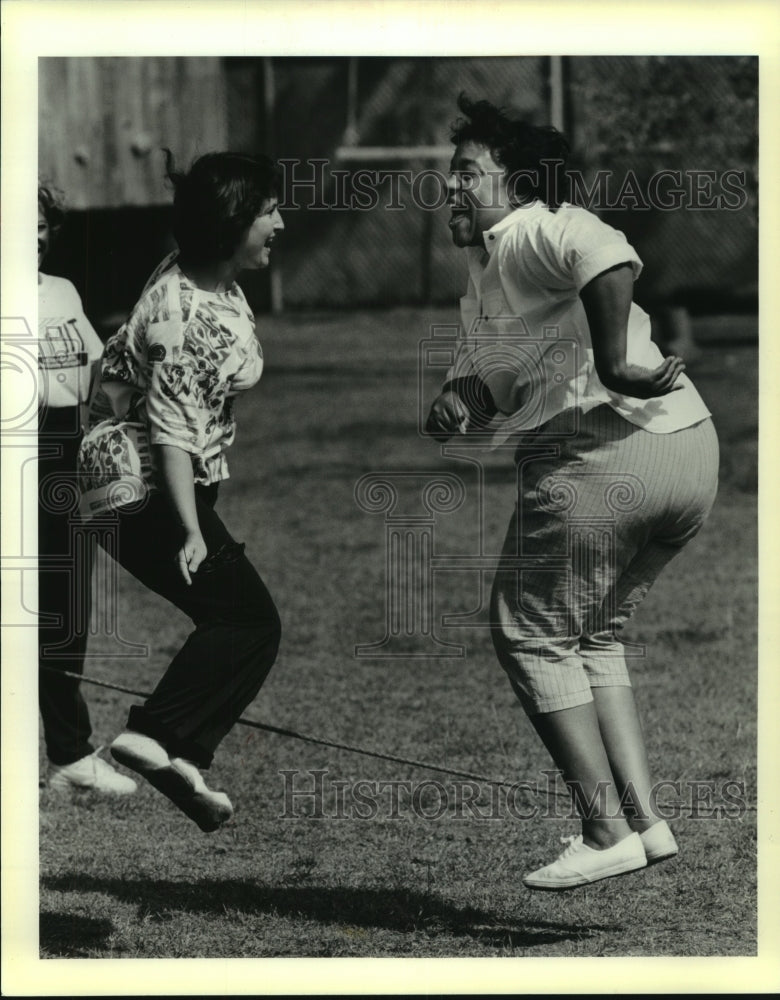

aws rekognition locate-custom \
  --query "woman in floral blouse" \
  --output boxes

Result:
[79,152,284,832]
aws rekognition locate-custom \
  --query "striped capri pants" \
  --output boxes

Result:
[490,404,719,715]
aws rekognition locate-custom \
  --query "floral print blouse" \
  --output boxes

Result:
[78,252,263,517]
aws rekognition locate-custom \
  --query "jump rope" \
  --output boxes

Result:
[41,665,754,814]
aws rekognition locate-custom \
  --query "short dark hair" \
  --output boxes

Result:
[38,182,66,236]
[164,150,281,265]
[451,94,570,206]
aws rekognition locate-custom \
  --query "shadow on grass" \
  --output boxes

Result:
[42,875,615,949]
[40,911,114,957]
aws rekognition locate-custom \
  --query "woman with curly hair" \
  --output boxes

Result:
[427,95,718,889]
[79,152,284,831]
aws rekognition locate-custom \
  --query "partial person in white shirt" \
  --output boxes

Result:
[37,182,137,796]
[426,95,718,890]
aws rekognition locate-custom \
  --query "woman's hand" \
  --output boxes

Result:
[601,355,686,398]
[580,264,687,401]
[153,443,205,585]
[177,529,207,585]
[426,391,470,441]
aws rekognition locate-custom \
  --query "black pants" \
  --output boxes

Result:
[107,483,281,769]
[39,407,95,765]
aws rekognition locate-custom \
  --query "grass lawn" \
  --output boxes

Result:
[37,309,758,966]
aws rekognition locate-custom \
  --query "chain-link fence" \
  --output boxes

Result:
[265,56,551,309]
[250,55,757,314]
[39,56,758,319]
[566,56,758,312]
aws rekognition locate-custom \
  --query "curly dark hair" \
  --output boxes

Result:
[38,182,66,235]
[164,150,282,265]
[450,94,570,206]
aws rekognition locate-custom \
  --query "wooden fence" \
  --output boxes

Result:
[39,57,227,209]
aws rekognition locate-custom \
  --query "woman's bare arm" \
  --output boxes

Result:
[580,263,685,399]
[154,443,206,585]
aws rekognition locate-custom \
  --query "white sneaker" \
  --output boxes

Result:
[639,820,679,864]
[47,749,138,796]
[110,731,233,832]
[110,730,170,770]
[170,757,234,827]
[523,831,647,891]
